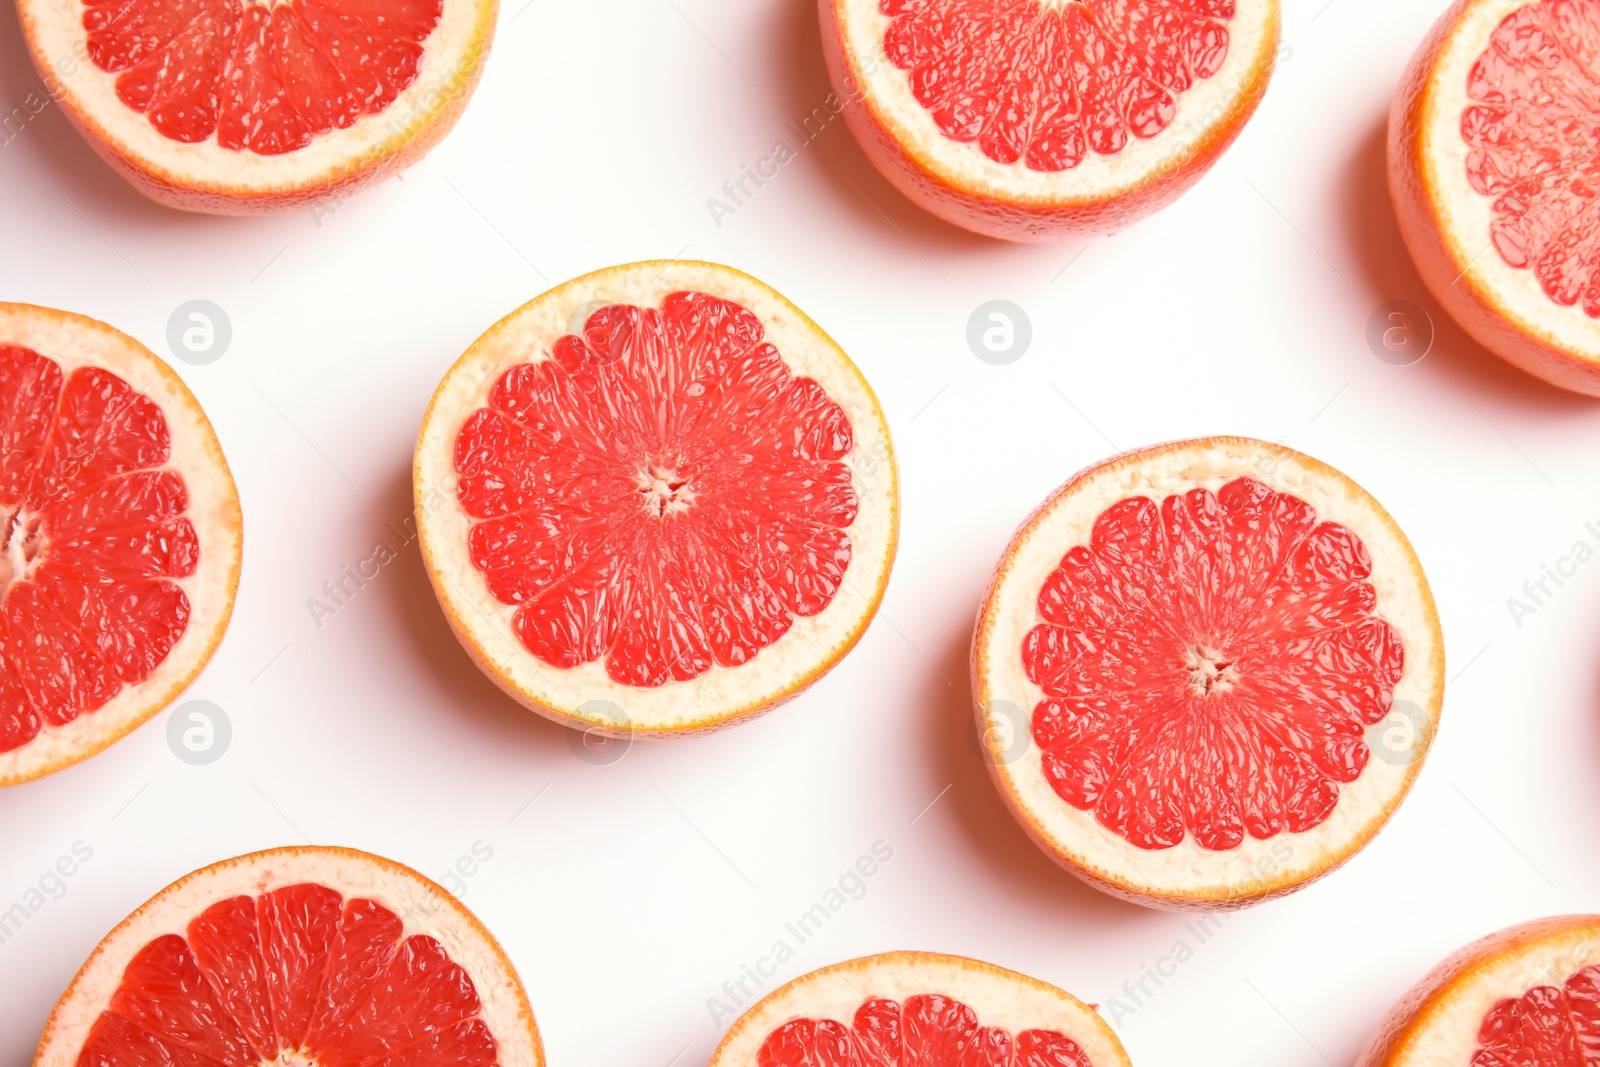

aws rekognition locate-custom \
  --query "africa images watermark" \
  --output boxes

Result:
[0,841,95,947]
[306,474,457,628]
[307,43,493,227]
[1505,518,1600,628]
[705,840,895,1028]
[1100,839,1294,1024]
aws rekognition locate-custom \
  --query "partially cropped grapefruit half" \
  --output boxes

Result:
[33,846,543,1067]
[1392,0,1600,395]
[17,0,496,213]
[1357,915,1600,1067]
[710,952,1132,1067]
[819,0,1282,242]
[415,261,899,738]
[0,303,240,787]
[972,437,1445,909]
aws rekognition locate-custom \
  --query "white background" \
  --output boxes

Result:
[2,0,1599,1064]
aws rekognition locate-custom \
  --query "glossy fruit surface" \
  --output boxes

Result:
[973,438,1444,907]
[0,303,239,786]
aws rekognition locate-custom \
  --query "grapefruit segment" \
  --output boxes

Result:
[1356,915,1600,1067]
[821,0,1280,240]
[711,953,1131,1067]
[416,261,899,736]
[1392,0,1600,394]
[19,0,495,212]
[972,438,1444,908]
[0,304,240,787]
[35,847,541,1067]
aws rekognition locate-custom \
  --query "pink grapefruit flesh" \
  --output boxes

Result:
[821,0,1281,240]
[0,304,240,787]
[711,953,1132,1067]
[417,261,898,736]
[1391,0,1600,393]
[1356,915,1600,1067]
[1024,477,1405,852]
[18,0,497,212]
[34,847,543,1067]
[973,438,1444,908]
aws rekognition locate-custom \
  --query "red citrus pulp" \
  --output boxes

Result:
[18,0,497,212]
[0,304,240,786]
[820,0,1282,240]
[34,847,543,1067]
[1356,915,1600,1067]
[973,438,1444,907]
[416,261,898,735]
[711,953,1132,1067]
[1392,0,1600,393]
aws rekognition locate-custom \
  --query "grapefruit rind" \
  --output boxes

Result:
[972,437,1444,908]
[0,303,241,788]
[822,0,1281,240]
[32,845,544,1067]
[709,951,1132,1067]
[415,260,899,737]
[16,0,497,213]
[1391,0,1600,394]
[1356,915,1600,1067]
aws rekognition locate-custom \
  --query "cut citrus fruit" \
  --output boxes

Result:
[1356,915,1600,1067]
[820,0,1281,241]
[415,261,899,737]
[709,952,1132,1067]
[33,846,544,1067]
[17,0,496,213]
[0,303,240,787]
[1392,0,1600,395]
[972,437,1444,908]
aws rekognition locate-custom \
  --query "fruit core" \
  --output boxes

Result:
[1473,964,1600,1065]
[0,345,196,755]
[1022,477,1405,852]
[1463,0,1600,316]
[77,882,499,1067]
[757,992,1089,1067]
[453,291,859,689]
[878,0,1235,172]
[81,0,445,155]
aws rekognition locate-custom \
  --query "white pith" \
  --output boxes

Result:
[973,438,1445,905]
[16,0,494,197]
[32,847,543,1067]
[0,304,241,788]
[708,952,1132,1067]
[1380,919,1600,1067]
[1413,0,1600,368]
[415,261,899,735]
[830,0,1279,206]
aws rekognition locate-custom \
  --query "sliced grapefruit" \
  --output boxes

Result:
[819,0,1282,242]
[415,260,899,737]
[33,845,543,1067]
[710,952,1132,1067]
[972,437,1444,908]
[0,303,240,787]
[17,0,496,213]
[1392,0,1600,395]
[1356,915,1600,1067]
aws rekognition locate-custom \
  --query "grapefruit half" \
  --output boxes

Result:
[1356,915,1600,1067]
[1392,0,1600,395]
[17,0,496,213]
[0,303,240,787]
[709,951,1132,1067]
[33,845,543,1067]
[972,437,1444,908]
[415,261,899,738]
[820,0,1282,242]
